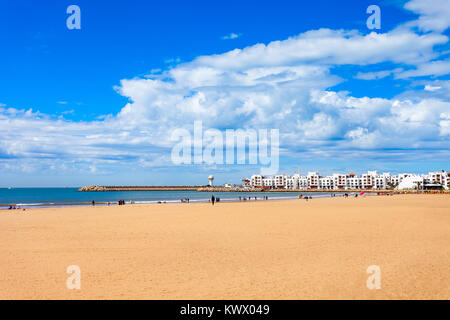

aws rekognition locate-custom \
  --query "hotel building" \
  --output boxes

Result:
[244,170,449,191]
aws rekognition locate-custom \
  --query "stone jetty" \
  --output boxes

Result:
[78,186,201,192]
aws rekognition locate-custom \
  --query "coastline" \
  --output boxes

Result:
[0,192,357,210]
[1,189,448,210]
[1,194,449,299]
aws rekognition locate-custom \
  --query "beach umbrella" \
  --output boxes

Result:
[360,191,365,196]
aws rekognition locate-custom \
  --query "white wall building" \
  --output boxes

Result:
[307,172,320,189]
[397,175,424,190]
[251,175,263,186]
[245,170,449,190]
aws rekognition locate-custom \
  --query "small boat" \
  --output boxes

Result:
[8,187,12,190]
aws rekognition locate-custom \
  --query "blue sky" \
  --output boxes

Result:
[0,0,449,186]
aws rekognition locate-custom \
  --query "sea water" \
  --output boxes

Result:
[0,188,342,209]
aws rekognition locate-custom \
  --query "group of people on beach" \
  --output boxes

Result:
[238,196,269,201]
[297,194,312,200]
[6,191,400,213]
[8,206,25,211]
[342,193,358,198]
[91,200,128,206]
[87,191,381,209]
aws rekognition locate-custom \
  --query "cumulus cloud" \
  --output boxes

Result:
[1,5,450,174]
[194,28,446,70]
[404,0,450,32]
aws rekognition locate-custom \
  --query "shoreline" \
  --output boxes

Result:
[0,191,368,210]
[1,190,448,210]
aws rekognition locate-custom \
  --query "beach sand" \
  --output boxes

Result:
[0,194,448,300]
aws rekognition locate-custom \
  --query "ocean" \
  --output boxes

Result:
[0,188,340,209]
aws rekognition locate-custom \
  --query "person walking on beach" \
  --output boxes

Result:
[92,200,95,206]
[211,195,215,206]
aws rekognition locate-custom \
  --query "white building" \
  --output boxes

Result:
[423,171,449,190]
[332,174,347,189]
[245,170,449,191]
[250,175,263,186]
[319,177,333,189]
[397,175,424,190]
[346,175,361,189]
[307,172,320,189]
[285,177,296,189]
[262,177,274,187]
[274,175,288,188]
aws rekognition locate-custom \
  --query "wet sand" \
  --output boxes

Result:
[0,194,448,300]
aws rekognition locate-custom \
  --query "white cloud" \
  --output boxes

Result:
[355,68,403,80]
[424,84,442,91]
[164,57,181,64]
[404,0,450,32]
[2,86,448,174]
[355,70,392,80]
[396,59,450,78]
[345,127,379,149]
[440,112,450,135]
[395,80,450,101]
[221,33,241,40]
[194,29,446,70]
[1,11,450,174]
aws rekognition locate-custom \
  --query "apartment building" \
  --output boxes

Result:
[307,172,320,189]
[246,170,449,190]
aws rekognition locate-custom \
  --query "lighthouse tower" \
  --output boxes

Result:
[208,175,214,186]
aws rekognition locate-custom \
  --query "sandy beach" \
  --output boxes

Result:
[0,194,448,300]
